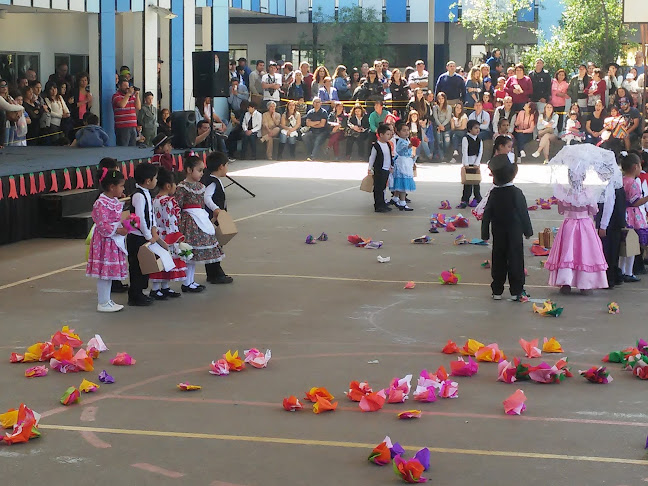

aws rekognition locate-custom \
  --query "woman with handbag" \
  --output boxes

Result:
[345,103,369,160]
[532,103,559,164]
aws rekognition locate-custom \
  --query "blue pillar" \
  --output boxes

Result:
[99,0,116,145]
[170,0,184,112]
[212,0,229,117]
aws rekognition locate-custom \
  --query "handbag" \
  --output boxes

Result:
[40,110,51,129]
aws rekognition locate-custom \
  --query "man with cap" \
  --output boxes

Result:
[150,133,175,172]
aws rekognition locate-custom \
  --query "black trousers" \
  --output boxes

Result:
[462,183,481,203]
[126,234,149,300]
[601,229,622,287]
[490,228,525,296]
[205,262,224,281]
[373,168,390,209]
[345,133,368,158]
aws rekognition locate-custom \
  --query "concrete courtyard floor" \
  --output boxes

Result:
[1,160,648,485]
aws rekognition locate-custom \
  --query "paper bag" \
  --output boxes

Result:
[138,242,165,274]
[360,174,373,192]
[461,165,482,185]
[621,229,640,257]
[214,210,238,246]
[538,228,554,248]
[413,166,418,178]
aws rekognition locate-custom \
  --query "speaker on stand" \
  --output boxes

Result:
[170,110,197,149]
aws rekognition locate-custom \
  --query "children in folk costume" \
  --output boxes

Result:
[481,155,533,301]
[201,151,234,284]
[561,110,585,145]
[86,168,128,312]
[148,167,186,299]
[388,120,416,211]
[150,134,176,172]
[544,145,613,293]
[175,152,227,291]
[473,135,515,220]
[368,123,395,213]
[619,152,648,282]
[458,120,484,209]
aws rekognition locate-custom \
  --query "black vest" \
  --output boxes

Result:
[200,174,226,218]
[371,141,393,171]
[465,135,481,156]
[129,187,151,229]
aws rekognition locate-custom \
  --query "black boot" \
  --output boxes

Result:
[289,143,296,159]
[208,262,233,284]
[277,143,285,160]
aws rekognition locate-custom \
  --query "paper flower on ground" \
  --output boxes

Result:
[630,355,648,380]
[368,440,391,465]
[579,366,612,384]
[531,244,550,256]
[533,302,563,317]
[519,338,542,358]
[346,381,372,402]
[177,382,202,391]
[503,389,527,415]
[10,353,25,363]
[438,380,459,398]
[497,360,517,384]
[527,205,538,211]
[72,349,94,372]
[312,396,337,414]
[439,200,451,210]
[445,222,456,232]
[404,281,416,289]
[638,339,648,354]
[79,379,100,393]
[461,339,485,356]
[607,302,620,314]
[411,235,434,244]
[0,409,19,429]
[455,216,469,227]
[25,366,48,378]
[377,255,391,263]
[347,234,370,247]
[413,384,437,403]
[481,260,491,268]
[450,356,479,377]
[86,334,108,354]
[209,359,230,376]
[22,342,55,363]
[602,347,639,363]
[110,352,136,366]
[359,390,386,412]
[442,340,459,354]
[317,232,328,241]
[398,410,422,419]
[304,387,334,403]
[60,387,80,406]
[470,238,488,245]
[98,370,114,384]
[282,396,303,412]
[542,337,564,353]
[223,350,244,371]
[2,404,41,445]
[51,325,83,348]
[439,269,461,285]
[475,343,506,362]
[365,240,383,249]
[305,234,315,244]
[434,366,449,382]
[393,455,427,483]
[386,375,412,403]
[50,345,94,373]
[454,234,468,245]
[528,358,572,384]
[243,348,271,368]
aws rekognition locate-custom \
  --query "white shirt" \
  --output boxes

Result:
[204,175,225,212]
[242,110,262,135]
[368,141,392,171]
[461,134,483,167]
[131,184,156,240]
[469,110,491,131]
[262,73,282,101]
[408,70,429,89]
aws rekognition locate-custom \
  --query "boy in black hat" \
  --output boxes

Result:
[150,133,175,172]
[481,155,533,301]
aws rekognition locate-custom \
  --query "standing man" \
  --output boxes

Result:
[567,64,591,117]
[633,51,645,77]
[112,76,141,147]
[228,78,248,113]
[248,60,265,108]
[262,61,282,111]
[529,58,551,115]
[486,49,503,81]
[408,60,429,92]
[435,61,465,107]
[237,57,251,87]
[300,62,313,101]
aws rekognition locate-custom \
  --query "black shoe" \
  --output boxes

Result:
[144,294,154,302]
[161,288,181,298]
[398,205,414,211]
[405,197,411,203]
[181,284,205,293]
[429,227,439,233]
[388,199,398,206]
[150,290,168,301]
[623,275,641,283]
[458,202,468,209]
[375,207,391,213]
[128,297,153,306]
[208,276,234,284]
[111,281,129,293]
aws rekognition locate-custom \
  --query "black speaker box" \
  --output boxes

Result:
[192,51,229,98]
[170,110,197,149]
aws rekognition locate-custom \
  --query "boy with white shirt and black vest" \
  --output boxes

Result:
[458,120,483,209]
[127,163,159,306]
[201,151,234,284]
[367,124,394,213]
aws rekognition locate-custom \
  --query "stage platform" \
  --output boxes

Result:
[0,146,205,245]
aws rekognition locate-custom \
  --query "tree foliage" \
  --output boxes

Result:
[523,0,636,74]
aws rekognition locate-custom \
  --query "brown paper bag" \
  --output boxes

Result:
[538,228,554,248]
[138,243,164,275]
[621,229,640,257]
[461,165,482,185]
[214,210,238,246]
[360,174,374,192]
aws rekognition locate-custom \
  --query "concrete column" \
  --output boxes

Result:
[183,0,195,109]
[88,14,100,117]
[211,0,229,118]
[170,0,184,112]
[99,0,116,145]
[121,13,135,77]
[427,0,435,78]
[160,18,170,110]
[136,7,159,104]
[201,6,212,51]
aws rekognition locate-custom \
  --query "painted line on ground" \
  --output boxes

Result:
[131,462,185,478]
[79,430,112,449]
[38,424,648,466]
[0,262,86,291]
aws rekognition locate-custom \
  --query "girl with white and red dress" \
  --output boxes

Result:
[149,167,186,299]
[86,168,128,312]
[619,153,648,282]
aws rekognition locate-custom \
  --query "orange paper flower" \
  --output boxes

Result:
[346,381,372,402]
[475,343,506,362]
[282,396,303,411]
[312,396,337,414]
[442,340,460,354]
[51,325,83,348]
[461,338,485,356]
[542,337,564,353]
[359,390,386,412]
[397,409,422,419]
[304,386,334,403]
[368,441,391,465]
[223,350,244,371]
[519,338,542,358]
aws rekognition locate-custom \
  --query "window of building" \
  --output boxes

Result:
[467,44,487,68]
[291,48,326,67]
[54,54,89,78]
[229,45,248,63]
[0,52,40,85]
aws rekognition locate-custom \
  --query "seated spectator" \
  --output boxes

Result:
[468,100,491,140]
[137,91,157,146]
[71,113,109,147]
[585,99,606,145]
[327,101,348,160]
[278,100,301,160]
[345,103,369,160]
[619,96,642,151]
[225,100,247,159]
[227,78,248,113]
[241,101,262,160]
[494,77,507,101]
[513,101,537,158]
[303,97,329,161]
[450,102,468,159]
[493,118,516,161]
[532,103,560,164]
[482,91,495,118]
[561,109,586,145]
[158,108,172,136]
[368,100,390,136]
[260,100,281,160]
[194,119,212,148]
[318,76,339,108]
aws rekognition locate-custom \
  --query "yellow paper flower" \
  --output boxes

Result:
[79,379,100,393]
[0,409,18,429]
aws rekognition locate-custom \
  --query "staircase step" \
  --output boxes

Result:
[39,188,99,218]
[50,212,95,239]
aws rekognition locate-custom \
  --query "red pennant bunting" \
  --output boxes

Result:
[38,172,45,193]
[8,176,18,199]
[75,167,84,189]
[177,155,183,172]
[86,167,93,187]
[121,162,128,179]
[129,161,135,178]
[202,151,207,163]
[19,175,27,196]
[63,169,72,190]
[50,170,59,192]
[0,178,4,200]
[29,173,37,195]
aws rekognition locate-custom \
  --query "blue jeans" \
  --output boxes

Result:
[279,131,297,145]
[434,129,451,156]
[451,130,466,151]
[515,132,533,153]
[304,130,328,158]
[115,127,137,147]
[478,129,492,141]
[585,134,601,145]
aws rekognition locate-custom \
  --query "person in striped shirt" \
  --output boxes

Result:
[112,76,141,146]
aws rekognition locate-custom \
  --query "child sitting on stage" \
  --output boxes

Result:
[458,120,483,209]
[481,155,533,301]
[201,151,234,284]
[150,134,175,172]
[86,167,128,312]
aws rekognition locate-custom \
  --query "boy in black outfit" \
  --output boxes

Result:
[595,183,627,288]
[368,123,394,213]
[127,163,159,306]
[201,151,234,284]
[481,155,533,300]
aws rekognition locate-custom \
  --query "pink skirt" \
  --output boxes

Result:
[545,213,608,290]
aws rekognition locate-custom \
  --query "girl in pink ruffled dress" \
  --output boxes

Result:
[619,153,648,282]
[545,168,609,294]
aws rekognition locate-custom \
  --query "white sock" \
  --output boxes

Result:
[622,256,635,276]
[97,279,112,305]
[185,262,196,286]
[151,282,161,291]
[162,281,170,290]
[398,200,406,206]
